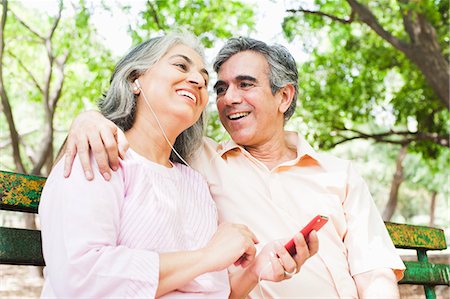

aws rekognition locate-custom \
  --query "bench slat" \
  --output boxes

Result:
[400,261,450,286]
[385,222,447,250]
[0,170,45,214]
[0,227,45,266]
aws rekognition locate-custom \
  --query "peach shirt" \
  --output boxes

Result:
[191,132,405,298]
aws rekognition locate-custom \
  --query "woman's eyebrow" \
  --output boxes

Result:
[170,54,209,78]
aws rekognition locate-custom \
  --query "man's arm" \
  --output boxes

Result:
[354,268,400,298]
[343,163,404,297]
[64,110,128,180]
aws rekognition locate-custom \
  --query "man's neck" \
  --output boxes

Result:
[244,131,297,170]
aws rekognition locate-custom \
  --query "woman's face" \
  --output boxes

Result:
[135,43,209,131]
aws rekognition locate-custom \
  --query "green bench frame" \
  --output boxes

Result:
[1,170,449,298]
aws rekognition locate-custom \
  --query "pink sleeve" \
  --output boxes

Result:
[39,156,159,298]
[342,163,405,281]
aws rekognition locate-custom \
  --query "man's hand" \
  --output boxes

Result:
[251,231,319,282]
[228,231,319,299]
[64,110,129,181]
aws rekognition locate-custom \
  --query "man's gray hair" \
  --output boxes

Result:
[213,37,299,122]
[99,32,206,164]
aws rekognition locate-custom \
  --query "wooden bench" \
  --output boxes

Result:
[1,169,449,298]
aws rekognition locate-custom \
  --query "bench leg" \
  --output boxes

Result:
[417,249,437,299]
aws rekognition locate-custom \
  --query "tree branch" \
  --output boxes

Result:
[147,0,164,31]
[0,128,38,149]
[49,50,69,111]
[346,0,410,52]
[286,7,354,24]
[0,0,25,172]
[332,127,449,147]
[7,50,44,94]
[9,10,45,41]
[48,0,63,40]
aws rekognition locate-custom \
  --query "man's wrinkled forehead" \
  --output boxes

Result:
[216,51,270,80]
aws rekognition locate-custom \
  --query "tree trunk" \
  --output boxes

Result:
[383,145,408,221]
[0,0,25,172]
[429,191,437,226]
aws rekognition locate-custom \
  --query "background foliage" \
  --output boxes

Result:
[1,0,448,229]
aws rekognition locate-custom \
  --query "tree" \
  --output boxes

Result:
[285,0,449,109]
[1,0,114,175]
[282,0,449,220]
[282,0,448,152]
[126,0,255,47]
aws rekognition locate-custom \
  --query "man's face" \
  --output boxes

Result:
[214,51,285,147]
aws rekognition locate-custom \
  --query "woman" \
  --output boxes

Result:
[39,32,262,298]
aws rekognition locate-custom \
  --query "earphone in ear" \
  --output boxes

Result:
[134,79,141,89]
[132,79,141,92]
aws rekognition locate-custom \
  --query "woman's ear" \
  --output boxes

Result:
[132,82,140,95]
[278,84,296,114]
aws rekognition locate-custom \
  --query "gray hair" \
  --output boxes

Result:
[99,32,206,164]
[213,37,299,122]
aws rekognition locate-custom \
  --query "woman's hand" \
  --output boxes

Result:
[63,110,129,181]
[251,231,319,282]
[202,223,259,272]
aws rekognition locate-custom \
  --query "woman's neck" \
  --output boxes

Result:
[125,117,179,167]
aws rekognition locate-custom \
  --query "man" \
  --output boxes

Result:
[64,37,405,298]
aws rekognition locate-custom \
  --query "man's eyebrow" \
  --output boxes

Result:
[170,54,209,79]
[213,75,258,91]
[236,75,257,82]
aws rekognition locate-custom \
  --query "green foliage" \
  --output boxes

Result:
[1,1,114,171]
[127,0,256,47]
[283,0,449,154]
[205,106,229,142]
[283,0,449,223]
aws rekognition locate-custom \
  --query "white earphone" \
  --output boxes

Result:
[133,79,141,91]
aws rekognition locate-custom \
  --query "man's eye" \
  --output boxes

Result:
[215,86,226,95]
[240,82,253,88]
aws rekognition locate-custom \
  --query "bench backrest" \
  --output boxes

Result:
[1,170,449,297]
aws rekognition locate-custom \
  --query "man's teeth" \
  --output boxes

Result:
[228,112,250,120]
[177,90,197,103]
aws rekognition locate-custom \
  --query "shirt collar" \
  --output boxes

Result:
[216,131,325,168]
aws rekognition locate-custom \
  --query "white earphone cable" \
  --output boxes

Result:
[136,81,191,168]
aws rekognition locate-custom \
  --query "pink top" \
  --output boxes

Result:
[39,149,230,298]
[191,132,405,299]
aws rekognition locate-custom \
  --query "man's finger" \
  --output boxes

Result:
[100,127,120,171]
[274,241,297,274]
[307,230,319,255]
[64,140,76,178]
[116,128,129,160]
[76,136,94,180]
[88,131,111,181]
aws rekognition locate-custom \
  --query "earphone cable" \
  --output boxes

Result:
[137,85,192,168]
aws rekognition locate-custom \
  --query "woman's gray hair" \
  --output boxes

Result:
[99,32,206,164]
[213,37,298,123]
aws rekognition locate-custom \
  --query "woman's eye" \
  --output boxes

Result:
[175,63,187,70]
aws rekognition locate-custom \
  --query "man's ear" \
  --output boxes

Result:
[278,84,296,114]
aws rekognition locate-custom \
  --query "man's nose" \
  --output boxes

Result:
[222,86,242,105]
